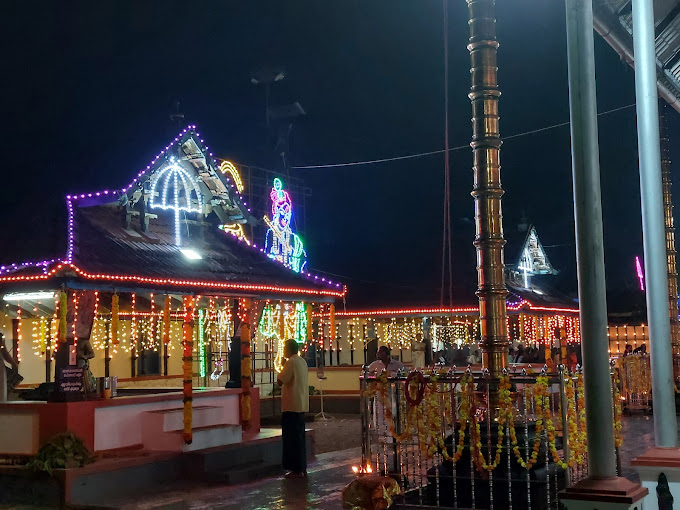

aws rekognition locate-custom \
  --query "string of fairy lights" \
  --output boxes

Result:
[12,307,589,360]
[11,291,656,374]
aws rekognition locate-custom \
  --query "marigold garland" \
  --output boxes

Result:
[508,376,544,469]
[58,291,68,343]
[471,375,508,472]
[365,371,585,474]
[182,296,194,445]
[239,299,252,426]
[612,368,623,448]
[405,371,426,407]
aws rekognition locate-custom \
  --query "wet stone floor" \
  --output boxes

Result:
[0,413,667,510]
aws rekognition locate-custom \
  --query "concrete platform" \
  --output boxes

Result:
[0,428,314,508]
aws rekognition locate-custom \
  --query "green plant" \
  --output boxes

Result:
[26,432,94,475]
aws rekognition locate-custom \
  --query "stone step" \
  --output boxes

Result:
[142,405,224,433]
[144,424,243,452]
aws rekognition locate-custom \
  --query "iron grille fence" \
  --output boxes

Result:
[360,365,621,510]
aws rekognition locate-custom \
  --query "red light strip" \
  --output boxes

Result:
[336,299,579,317]
[0,263,346,298]
[523,303,580,314]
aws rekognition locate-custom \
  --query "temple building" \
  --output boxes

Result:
[0,126,344,473]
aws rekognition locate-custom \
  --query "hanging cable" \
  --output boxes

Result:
[441,0,453,309]
[287,103,636,170]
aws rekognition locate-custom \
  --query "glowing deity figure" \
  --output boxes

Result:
[264,178,307,272]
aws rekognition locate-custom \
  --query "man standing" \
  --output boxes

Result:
[277,339,309,478]
[367,346,404,376]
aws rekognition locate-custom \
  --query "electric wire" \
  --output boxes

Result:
[288,103,636,170]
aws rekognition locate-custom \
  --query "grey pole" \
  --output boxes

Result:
[631,0,678,447]
[565,0,617,478]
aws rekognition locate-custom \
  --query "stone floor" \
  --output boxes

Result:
[618,413,656,482]
[0,413,668,509]
[309,413,362,454]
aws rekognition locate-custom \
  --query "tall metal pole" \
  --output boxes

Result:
[467,0,508,377]
[565,0,616,478]
[659,102,680,362]
[632,0,679,447]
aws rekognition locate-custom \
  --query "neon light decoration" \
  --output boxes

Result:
[219,161,244,193]
[517,226,556,288]
[149,162,203,247]
[218,160,251,245]
[219,223,250,245]
[294,302,307,343]
[32,124,342,290]
[264,178,307,272]
[635,256,645,291]
[198,309,206,378]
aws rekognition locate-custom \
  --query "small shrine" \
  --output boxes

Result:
[0,125,344,468]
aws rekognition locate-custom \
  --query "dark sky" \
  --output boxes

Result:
[3,0,674,308]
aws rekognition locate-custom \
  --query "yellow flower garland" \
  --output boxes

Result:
[365,371,580,473]
[470,375,508,472]
[507,376,544,469]
[58,291,68,343]
[612,369,623,448]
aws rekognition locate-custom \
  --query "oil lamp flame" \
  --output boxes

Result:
[351,462,373,475]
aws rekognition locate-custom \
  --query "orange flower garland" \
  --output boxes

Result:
[471,375,509,472]
[364,370,585,473]
[612,368,623,448]
[508,376,545,469]
[182,296,194,444]
[58,291,68,343]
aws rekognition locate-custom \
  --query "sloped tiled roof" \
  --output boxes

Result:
[70,202,339,296]
[0,126,344,301]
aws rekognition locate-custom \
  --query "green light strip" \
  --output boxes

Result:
[198,309,206,378]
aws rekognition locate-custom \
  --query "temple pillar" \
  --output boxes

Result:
[629,0,680,506]
[560,0,646,507]
[466,0,508,377]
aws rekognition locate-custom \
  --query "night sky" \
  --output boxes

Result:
[3,1,675,309]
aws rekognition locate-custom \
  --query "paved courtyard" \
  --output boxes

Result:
[0,413,670,510]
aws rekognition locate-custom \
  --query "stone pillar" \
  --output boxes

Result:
[629,1,680,507]
[560,0,647,507]
[631,0,678,448]
[467,0,508,377]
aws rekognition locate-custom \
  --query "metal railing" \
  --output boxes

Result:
[359,365,618,510]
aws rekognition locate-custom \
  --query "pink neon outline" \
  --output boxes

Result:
[635,256,645,291]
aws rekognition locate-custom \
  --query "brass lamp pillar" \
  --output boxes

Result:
[659,102,680,360]
[467,0,509,377]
